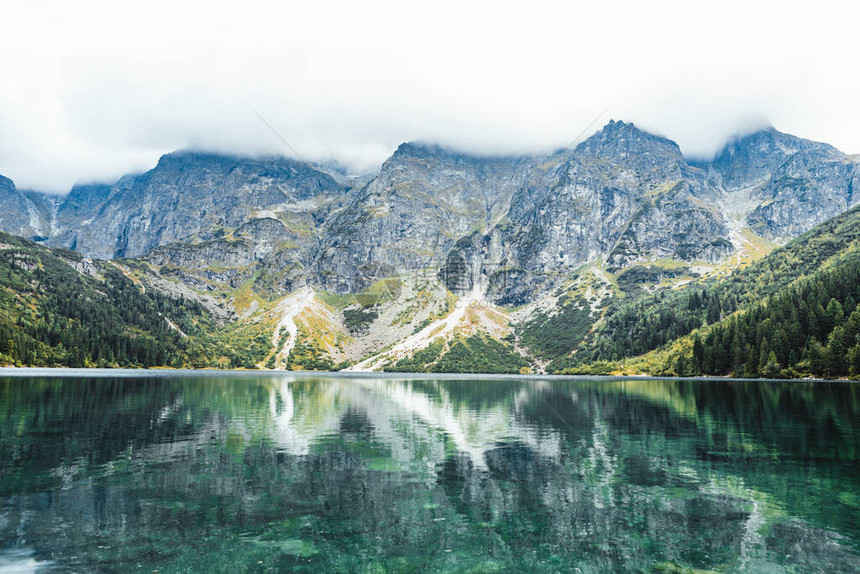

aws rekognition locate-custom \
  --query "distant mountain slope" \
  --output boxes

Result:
[314,142,531,294]
[445,120,735,306]
[595,202,860,360]
[710,127,860,241]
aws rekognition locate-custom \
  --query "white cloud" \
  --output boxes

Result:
[1,0,858,192]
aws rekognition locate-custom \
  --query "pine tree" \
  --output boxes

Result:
[848,344,860,376]
[761,350,781,378]
[788,349,798,368]
[757,337,771,376]
[692,335,704,373]
[825,326,847,377]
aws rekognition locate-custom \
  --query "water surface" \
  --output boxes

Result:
[1,371,858,572]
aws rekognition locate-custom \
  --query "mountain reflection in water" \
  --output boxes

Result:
[0,373,858,573]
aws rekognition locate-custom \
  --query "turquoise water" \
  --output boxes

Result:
[0,371,858,573]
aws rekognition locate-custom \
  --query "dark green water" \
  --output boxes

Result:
[1,372,859,573]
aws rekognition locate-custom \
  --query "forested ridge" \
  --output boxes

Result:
[684,258,860,378]
[0,233,266,368]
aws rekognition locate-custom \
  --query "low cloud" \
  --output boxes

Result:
[1,0,858,193]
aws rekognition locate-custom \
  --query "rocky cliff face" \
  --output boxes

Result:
[0,176,56,240]
[2,121,858,307]
[710,128,820,191]
[314,142,531,293]
[431,122,736,304]
[47,151,348,259]
[146,216,317,296]
[486,121,732,303]
[710,128,860,241]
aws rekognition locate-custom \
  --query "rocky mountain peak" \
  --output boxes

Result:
[151,149,341,182]
[391,141,444,159]
[0,176,55,240]
[717,126,814,157]
[577,120,683,160]
[40,148,351,259]
[711,127,838,191]
[155,149,238,168]
[382,141,463,172]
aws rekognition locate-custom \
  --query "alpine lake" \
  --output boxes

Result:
[0,370,858,573]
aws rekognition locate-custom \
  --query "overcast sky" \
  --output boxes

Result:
[1,0,857,192]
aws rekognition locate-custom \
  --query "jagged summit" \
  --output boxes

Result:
[576,120,683,158]
[712,126,831,172]
[153,149,334,176]
[39,148,349,259]
[0,174,55,240]
[0,120,858,304]
[389,140,529,165]
[386,141,477,168]
[391,141,447,158]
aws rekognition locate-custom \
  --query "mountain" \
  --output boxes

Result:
[1,121,860,373]
[4,122,857,296]
[28,151,352,300]
[484,120,733,305]
[584,201,860,366]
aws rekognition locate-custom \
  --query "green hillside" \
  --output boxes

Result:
[0,233,265,368]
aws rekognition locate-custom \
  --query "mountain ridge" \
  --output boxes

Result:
[2,120,860,373]
[4,122,858,294]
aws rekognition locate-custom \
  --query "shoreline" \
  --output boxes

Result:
[0,366,853,384]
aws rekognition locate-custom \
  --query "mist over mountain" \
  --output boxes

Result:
[2,121,857,299]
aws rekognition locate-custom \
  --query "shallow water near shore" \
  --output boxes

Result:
[1,371,858,572]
